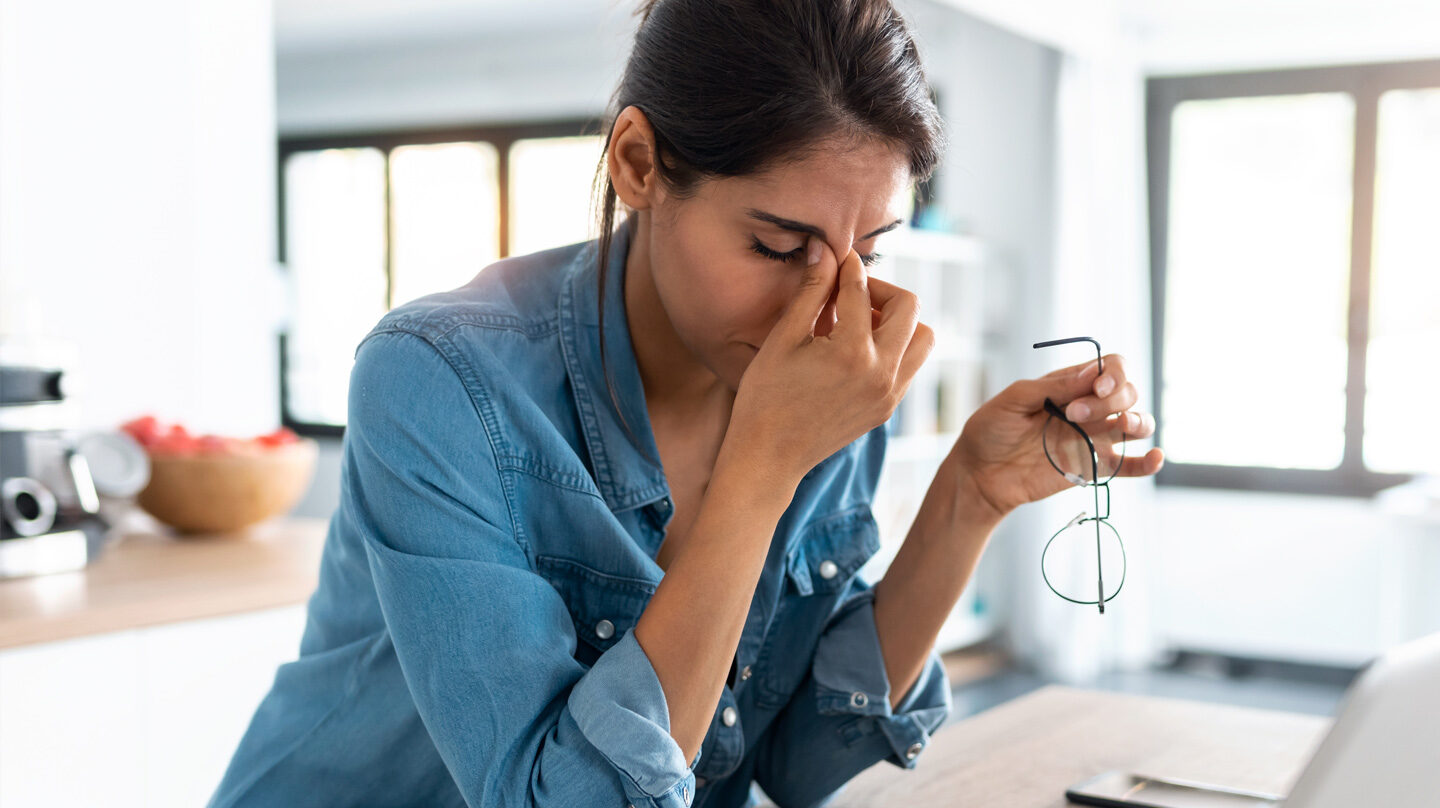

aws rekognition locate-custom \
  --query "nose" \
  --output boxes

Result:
[823,235,855,266]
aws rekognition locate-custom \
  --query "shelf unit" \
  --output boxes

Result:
[860,226,998,653]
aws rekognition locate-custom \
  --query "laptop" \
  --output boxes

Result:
[1065,629,1440,807]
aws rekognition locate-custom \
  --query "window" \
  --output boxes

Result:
[277,120,603,434]
[1147,60,1440,496]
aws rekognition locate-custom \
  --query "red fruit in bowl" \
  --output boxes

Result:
[197,435,229,453]
[255,428,300,448]
[121,416,303,456]
[121,415,163,448]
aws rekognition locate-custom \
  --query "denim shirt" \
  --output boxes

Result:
[208,216,951,808]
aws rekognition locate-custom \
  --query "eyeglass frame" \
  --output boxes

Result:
[1032,336,1128,614]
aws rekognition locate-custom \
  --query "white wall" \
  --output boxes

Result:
[1155,486,1440,666]
[0,0,282,437]
[276,14,632,136]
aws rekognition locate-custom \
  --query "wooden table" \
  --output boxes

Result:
[0,513,328,649]
[825,685,1331,806]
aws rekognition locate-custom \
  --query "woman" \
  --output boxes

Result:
[210,1,1163,807]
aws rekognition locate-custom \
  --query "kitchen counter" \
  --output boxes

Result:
[0,513,328,650]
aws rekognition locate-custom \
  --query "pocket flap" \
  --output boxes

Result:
[535,555,656,651]
[785,505,881,596]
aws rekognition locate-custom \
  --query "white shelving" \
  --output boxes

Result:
[861,227,999,654]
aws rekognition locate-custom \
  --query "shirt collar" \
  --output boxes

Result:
[558,215,671,513]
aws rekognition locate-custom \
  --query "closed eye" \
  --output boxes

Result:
[749,236,880,267]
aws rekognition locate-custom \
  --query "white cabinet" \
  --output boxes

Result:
[0,605,307,808]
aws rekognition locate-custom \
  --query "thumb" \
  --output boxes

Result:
[774,236,838,341]
[1004,359,1101,414]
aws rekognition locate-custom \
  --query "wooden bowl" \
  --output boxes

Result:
[136,438,319,535]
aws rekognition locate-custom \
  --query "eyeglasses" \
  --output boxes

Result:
[1032,336,1128,614]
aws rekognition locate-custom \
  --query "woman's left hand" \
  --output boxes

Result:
[948,354,1165,520]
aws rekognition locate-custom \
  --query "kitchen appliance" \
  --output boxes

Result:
[0,364,113,578]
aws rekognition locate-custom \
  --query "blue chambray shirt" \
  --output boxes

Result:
[208,215,951,808]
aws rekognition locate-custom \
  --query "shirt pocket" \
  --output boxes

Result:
[752,504,881,710]
[535,554,657,669]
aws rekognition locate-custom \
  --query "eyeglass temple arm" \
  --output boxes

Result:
[1032,336,1104,376]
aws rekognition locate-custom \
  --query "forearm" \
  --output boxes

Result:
[633,433,799,766]
[872,453,1006,710]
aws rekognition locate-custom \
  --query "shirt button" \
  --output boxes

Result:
[850,691,868,708]
[739,664,752,681]
[595,619,615,640]
[721,706,738,727]
[818,559,839,580]
[905,741,924,760]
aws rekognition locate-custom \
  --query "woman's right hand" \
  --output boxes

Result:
[727,236,935,486]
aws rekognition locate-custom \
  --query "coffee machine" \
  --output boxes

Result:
[0,365,112,578]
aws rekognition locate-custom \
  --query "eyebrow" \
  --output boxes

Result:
[745,208,904,243]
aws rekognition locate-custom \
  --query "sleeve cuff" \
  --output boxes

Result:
[568,629,699,807]
[810,588,953,769]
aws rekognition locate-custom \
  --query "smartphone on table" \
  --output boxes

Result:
[1066,771,1283,808]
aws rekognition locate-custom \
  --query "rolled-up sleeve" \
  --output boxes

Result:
[753,581,951,808]
[346,328,697,808]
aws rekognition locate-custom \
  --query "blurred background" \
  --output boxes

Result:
[1,0,1437,806]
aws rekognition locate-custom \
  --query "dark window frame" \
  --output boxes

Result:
[276,117,604,437]
[1147,58,1440,497]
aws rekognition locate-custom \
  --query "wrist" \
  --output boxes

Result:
[943,451,1010,528]
[712,430,802,511]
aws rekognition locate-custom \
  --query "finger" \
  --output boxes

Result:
[867,276,920,361]
[1066,380,1139,423]
[1080,410,1156,443]
[1002,358,1105,414]
[814,281,840,338]
[774,236,838,342]
[1094,409,1152,440]
[1088,354,1127,399]
[1112,447,1164,477]
[831,248,871,338]
[893,322,936,396]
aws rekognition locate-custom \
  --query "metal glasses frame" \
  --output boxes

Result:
[1033,336,1128,614]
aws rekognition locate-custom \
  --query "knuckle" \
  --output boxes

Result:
[798,271,828,290]
[866,368,891,396]
[841,339,869,365]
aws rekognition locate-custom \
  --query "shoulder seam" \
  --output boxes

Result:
[360,328,527,556]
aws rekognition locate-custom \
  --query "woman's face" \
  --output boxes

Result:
[641,138,912,392]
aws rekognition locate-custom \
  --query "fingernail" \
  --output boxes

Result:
[1069,402,1090,421]
[807,238,822,266]
[1096,376,1115,397]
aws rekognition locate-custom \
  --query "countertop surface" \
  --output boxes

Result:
[0,511,328,650]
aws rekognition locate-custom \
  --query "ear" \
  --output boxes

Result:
[607,105,666,211]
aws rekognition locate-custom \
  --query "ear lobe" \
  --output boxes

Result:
[608,106,661,211]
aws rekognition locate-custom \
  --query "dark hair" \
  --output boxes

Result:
[588,0,946,451]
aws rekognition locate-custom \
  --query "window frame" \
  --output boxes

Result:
[276,117,603,437]
[1146,59,1440,497]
